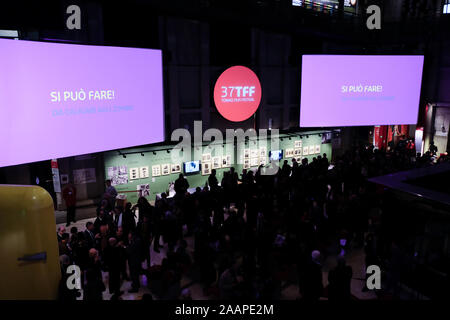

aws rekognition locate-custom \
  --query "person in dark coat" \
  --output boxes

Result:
[126,232,143,293]
[328,257,353,301]
[83,248,105,301]
[103,237,123,299]
[174,174,189,196]
[137,215,152,270]
[302,250,323,301]
[94,209,112,235]
[123,202,136,237]
[62,183,77,226]
[58,254,79,301]
[84,222,96,249]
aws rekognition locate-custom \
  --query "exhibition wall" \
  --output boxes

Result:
[104,131,332,203]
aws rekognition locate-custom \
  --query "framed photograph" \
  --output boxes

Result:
[161,164,170,175]
[303,146,309,156]
[202,162,211,175]
[202,153,211,162]
[260,157,267,166]
[293,148,302,156]
[222,155,232,168]
[151,165,161,177]
[315,145,321,154]
[60,174,69,184]
[129,167,140,180]
[244,149,250,159]
[250,149,258,159]
[259,147,267,158]
[212,156,221,169]
[171,163,181,174]
[309,145,315,155]
[243,159,250,169]
[139,166,149,179]
[294,140,302,149]
[285,148,294,158]
[137,184,150,197]
[250,157,259,167]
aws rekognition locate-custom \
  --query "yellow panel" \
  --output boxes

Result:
[0,185,61,299]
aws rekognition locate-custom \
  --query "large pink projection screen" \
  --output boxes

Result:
[300,55,424,127]
[0,39,164,168]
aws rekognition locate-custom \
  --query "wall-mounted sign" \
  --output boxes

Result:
[213,65,262,122]
[73,167,96,185]
[51,159,61,193]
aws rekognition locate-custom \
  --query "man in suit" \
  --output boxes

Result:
[57,226,67,242]
[126,232,143,293]
[84,222,96,249]
[112,206,124,233]
[103,237,123,299]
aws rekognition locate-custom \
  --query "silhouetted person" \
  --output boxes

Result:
[328,257,353,301]
[62,182,77,226]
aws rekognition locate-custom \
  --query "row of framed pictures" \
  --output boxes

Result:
[285,144,321,158]
[145,154,234,178]
[150,163,181,177]
[242,147,267,159]
[200,154,233,176]
[129,143,321,179]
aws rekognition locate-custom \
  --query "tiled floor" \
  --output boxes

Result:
[56,214,379,300]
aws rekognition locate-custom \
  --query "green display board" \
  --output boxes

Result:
[104,131,332,204]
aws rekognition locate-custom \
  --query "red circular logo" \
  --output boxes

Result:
[214,66,262,122]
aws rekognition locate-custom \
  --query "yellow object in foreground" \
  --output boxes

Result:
[0,185,60,299]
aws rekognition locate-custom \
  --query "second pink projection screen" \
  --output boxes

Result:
[300,55,424,127]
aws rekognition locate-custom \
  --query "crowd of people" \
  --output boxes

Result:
[56,141,449,300]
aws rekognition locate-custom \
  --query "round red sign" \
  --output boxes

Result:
[213,66,262,122]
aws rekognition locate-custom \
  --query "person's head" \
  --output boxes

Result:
[211,169,216,176]
[180,288,191,300]
[116,226,123,238]
[108,237,117,247]
[179,173,184,179]
[311,250,321,264]
[86,221,94,232]
[100,224,108,235]
[89,248,98,259]
[58,226,66,235]
[61,233,70,243]
[70,226,78,235]
[114,206,122,215]
[105,179,112,187]
[125,202,132,211]
[59,254,70,268]
[323,153,327,158]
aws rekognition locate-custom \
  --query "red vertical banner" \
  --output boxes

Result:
[380,126,388,149]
